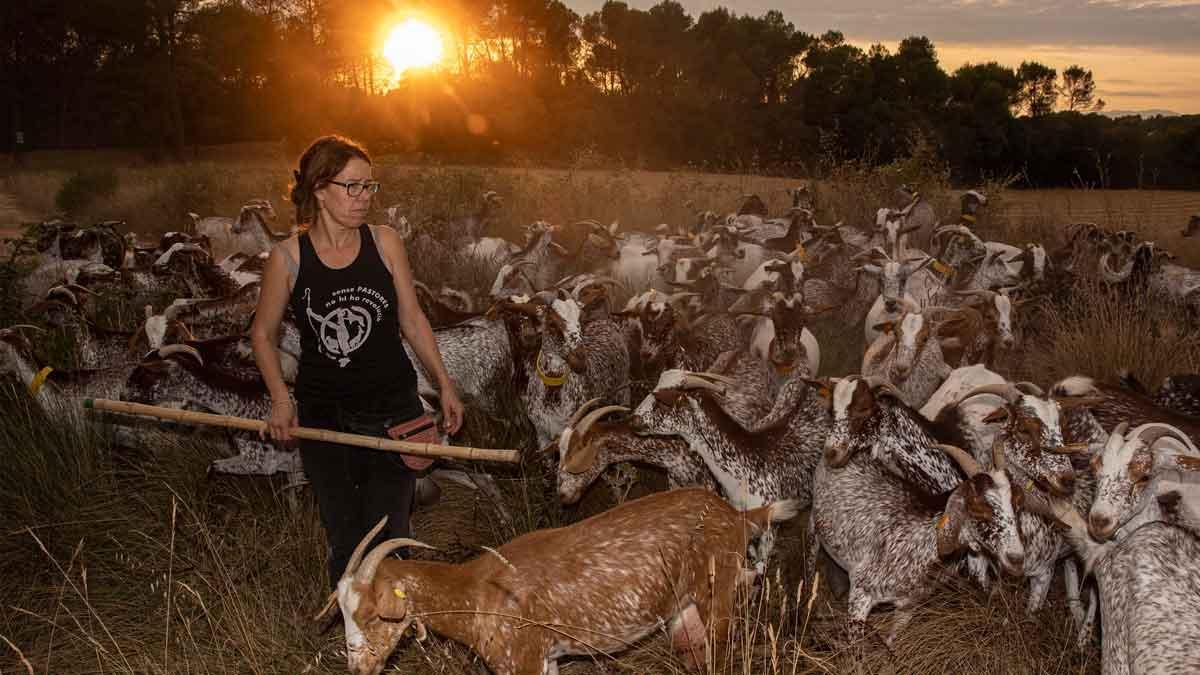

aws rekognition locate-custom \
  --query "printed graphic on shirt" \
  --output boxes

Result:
[302,286,390,367]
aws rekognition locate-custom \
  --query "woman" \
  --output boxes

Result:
[250,134,464,588]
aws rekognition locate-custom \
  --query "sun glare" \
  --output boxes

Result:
[383,20,444,77]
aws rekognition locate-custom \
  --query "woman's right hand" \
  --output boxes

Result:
[263,397,298,444]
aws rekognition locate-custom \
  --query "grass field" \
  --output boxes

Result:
[1,144,1198,675]
[3,142,1198,263]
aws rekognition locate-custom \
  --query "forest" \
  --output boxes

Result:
[3,0,1199,188]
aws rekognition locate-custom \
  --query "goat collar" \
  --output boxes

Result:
[960,214,977,224]
[930,258,955,281]
[536,350,566,387]
[28,366,54,396]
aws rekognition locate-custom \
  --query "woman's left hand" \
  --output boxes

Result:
[439,385,465,435]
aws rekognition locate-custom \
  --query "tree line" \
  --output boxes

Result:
[3,0,1198,188]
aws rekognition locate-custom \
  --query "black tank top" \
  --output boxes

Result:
[289,224,417,403]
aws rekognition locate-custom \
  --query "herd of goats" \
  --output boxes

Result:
[3,184,1200,675]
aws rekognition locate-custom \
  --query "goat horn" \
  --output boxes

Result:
[678,374,726,393]
[354,537,437,585]
[692,371,740,386]
[938,443,984,477]
[953,289,995,298]
[1054,395,1107,410]
[955,382,1019,406]
[575,405,630,440]
[341,515,389,583]
[566,397,604,431]
[1014,381,1045,396]
[1045,443,1091,455]
[5,324,46,333]
[1129,423,1200,455]
[157,344,204,366]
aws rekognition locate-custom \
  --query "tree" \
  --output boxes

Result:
[1016,61,1057,117]
[1060,64,1104,112]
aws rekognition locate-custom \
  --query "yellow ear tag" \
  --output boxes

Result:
[931,259,953,277]
[793,243,809,262]
[29,366,54,396]
[818,386,831,399]
[961,214,977,224]
[393,589,406,599]
[1026,478,1035,492]
[937,513,950,530]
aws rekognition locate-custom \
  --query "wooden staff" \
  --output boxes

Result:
[83,398,520,464]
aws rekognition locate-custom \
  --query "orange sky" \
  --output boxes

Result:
[568,0,1200,115]
[914,42,1199,114]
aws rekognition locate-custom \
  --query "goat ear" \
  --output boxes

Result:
[377,582,411,621]
[936,488,969,559]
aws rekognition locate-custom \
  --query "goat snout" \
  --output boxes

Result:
[1088,512,1115,541]
[823,440,852,468]
[884,300,898,313]
[1002,551,1025,575]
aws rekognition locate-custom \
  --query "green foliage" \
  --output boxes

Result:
[55,169,119,216]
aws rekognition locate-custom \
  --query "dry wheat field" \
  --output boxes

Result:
[1,145,1199,675]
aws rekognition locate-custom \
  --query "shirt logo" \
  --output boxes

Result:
[303,286,387,367]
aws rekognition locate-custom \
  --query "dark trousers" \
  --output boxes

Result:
[297,388,426,590]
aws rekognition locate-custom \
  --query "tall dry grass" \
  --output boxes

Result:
[1017,279,1200,389]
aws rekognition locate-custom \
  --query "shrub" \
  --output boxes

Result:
[55,168,119,216]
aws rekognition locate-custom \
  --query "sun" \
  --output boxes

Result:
[383,20,444,77]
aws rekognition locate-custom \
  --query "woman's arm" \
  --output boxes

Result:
[374,227,465,434]
[250,242,299,441]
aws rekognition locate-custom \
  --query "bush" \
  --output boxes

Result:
[55,168,119,216]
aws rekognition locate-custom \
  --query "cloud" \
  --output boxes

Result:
[567,0,1200,53]
[1102,89,1165,97]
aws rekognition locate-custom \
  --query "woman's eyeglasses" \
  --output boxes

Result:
[327,180,382,197]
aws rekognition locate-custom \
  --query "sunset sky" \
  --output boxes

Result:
[570,0,1200,114]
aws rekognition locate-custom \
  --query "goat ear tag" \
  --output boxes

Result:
[393,588,406,599]
[936,513,949,530]
[792,243,808,261]
[931,259,952,277]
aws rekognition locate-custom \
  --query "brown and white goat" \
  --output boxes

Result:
[522,294,630,450]
[861,307,952,409]
[1086,421,1199,542]
[1030,496,1200,675]
[318,489,798,675]
[551,399,716,505]
[810,442,1026,643]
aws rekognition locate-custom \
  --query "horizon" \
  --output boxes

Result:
[566,0,1200,114]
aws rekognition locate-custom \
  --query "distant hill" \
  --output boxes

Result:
[1100,109,1181,119]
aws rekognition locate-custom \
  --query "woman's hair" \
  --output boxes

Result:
[289,135,372,225]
